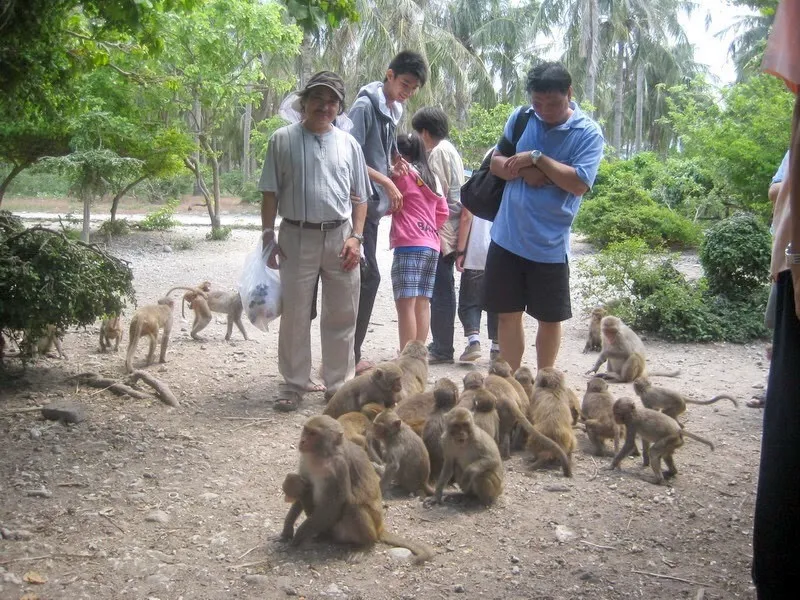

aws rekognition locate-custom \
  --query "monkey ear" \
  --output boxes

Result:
[373,367,384,380]
[392,419,402,432]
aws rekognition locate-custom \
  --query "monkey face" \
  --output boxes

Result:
[448,422,470,444]
[586,377,607,392]
[299,416,344,454]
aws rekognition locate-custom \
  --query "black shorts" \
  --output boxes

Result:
[483,241,572,322]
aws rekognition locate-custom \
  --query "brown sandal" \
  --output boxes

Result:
[274,391,303,412]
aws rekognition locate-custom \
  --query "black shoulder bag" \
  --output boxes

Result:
[460,108,532,222]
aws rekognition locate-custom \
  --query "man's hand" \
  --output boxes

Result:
[521,166,552,187]
[386,179,404,213]
[393,157,410,177]
[455,253,466,272]
[262,229,286,270]
[504,151,535,178]
[340,237,362,271]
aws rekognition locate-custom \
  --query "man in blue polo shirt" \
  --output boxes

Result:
[486,61,605,371]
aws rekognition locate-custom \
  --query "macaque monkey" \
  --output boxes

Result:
[179,281,211,318]
[280,416,435,562]
[395,378,459,436]
[125,297,175,373]
[458,371,485,409]
[323,362,404,419]
[633,377,738,421]
[489,358,530,415]
[393,340,429,397]
[434,408,504,506]
[28,325,67,359]
[422,380,461,482]
[178,282,249,341]
[471,388,500,446]
[581,377,620,456]
[528,368,577,472]
[371,408,434,497]
[610,397,714,485]
[583,307,607,353]
[99,316,123,352]
[513,366,535,404]
[587,316,679,383]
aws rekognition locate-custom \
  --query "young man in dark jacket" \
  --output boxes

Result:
[348,50,428,374]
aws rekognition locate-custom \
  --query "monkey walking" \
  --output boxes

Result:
[633,377,738,421]
[610,397,714,485]
[125,297,175,373]
[280,416,435,562]
[99,316,123,352]
[176,282,249,341]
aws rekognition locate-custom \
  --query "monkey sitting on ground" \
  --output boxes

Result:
[395,378,459,436]
[393,340,429,398]
[587,316,680,383]
[176,282,249,341]
[280,415,435,562]
[371,408,434,497]
[323,362,404,419]
[337,402,384,453]
[25,325,67,359]
[633,377,738,421]
[99,316,123,352]
[513,366,535,405]
[471,388,500,447]
[528,368,577,473]
[489,358,530,415]
[422,380,461,483]
[583,307,607,353]
[125,297,175,373]
[610,397,714,485]
[433,407,504,506]
[580,377,620,456]
[457,371,485,409]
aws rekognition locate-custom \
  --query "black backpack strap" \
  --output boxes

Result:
[496,107,532,156]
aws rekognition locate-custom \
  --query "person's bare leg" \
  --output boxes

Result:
[498,311,525,371]
[535,320,562,369]
[396,297,417,354]
[414,296,431,343]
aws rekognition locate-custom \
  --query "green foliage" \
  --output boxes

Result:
[284,0,360,32]
[2,167,72,198]
[140,174,194,204]
[574,163,701,249]
[220,170,245,196]
[172,236,197,251]
[451,103,516,169]
[206,226,232,241]
[0,211,135,342]
[97,219,132,237]
[138,199,179,231]
[700,212,772,298]
[251,115,290,168]
[577,239,768,343]
[239,181,262,204]
[43,149,144,202]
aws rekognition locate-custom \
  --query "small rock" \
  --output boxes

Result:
[510,555,520,563]
[388,547,413,562]
[29,428,42,440]
[26,488,52,498]
[41,403,86,424]
[244,575,270,586]
[145,574,170,586]
[454,584,466,593]
[199,492,220,501]
[544,484,571,493]
[511,566,520,575]
[2,571,23,585]
[145,510,170,524]
[555,525,575,543]
[162,245,173,253]
[283,587,298,596]
[752,382,764,389]
[324,583,343,597]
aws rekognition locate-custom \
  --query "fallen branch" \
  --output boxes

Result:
[70,372,151,400]
[0,406,44,416]
[580,540,614,550]
[631,569,710,587]
[0,553,96,566]
[126,370,179,407]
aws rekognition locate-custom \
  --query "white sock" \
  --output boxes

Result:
[468,334,480,345]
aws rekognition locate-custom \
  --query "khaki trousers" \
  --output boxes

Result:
[277,221,359,395]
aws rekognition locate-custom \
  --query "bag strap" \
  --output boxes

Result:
[510,108,532,149]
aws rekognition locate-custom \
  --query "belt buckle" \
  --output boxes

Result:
[321,220,337,231]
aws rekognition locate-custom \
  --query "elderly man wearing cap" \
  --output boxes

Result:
[258,71,370,412]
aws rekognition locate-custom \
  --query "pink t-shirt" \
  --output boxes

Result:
[389,170,449,251]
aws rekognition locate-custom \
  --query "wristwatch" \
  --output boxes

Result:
[530,150,543,165]
[350,232,364,244]
[785,242,800,265]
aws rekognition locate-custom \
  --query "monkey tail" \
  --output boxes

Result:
[648,369,681,378]
[379,531,436,564]
[164,286,204,298]
[125,317,143,373]
[513,406,572,477]
[682,431,714,451]
[684,394,738,408]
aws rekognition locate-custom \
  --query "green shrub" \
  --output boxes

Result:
[700,212,771,298]
[206,225,232,241]
[2,166,71,198]
[172,236,196,251]
[139,173,194,204]
[138,200,179,231]
[220,170,245,196]
[240,180,262,204]
[97,219,131,237]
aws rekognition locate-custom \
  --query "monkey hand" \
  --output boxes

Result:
[340,237,362,271]
[585,368,597,375]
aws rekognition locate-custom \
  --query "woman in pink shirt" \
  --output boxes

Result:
[390,132,449,352]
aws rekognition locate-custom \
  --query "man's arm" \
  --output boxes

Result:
[769,182,783,205]
[261,191,278,231]
[455,207,473,272]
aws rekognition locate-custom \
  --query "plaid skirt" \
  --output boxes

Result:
[391,247,438,300]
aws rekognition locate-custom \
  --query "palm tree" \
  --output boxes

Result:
[718,0,775,81]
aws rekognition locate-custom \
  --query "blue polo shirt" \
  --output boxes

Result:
[491,103,605,263]
[773,151,789,184]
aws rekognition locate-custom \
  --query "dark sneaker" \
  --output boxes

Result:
[459,341,482,362]
[489,348,500,361]
[428,353,454,365]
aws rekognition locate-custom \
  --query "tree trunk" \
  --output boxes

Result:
[199,136,222,230]
[192,97,203,196]
[82,196,91,243]
[634,61,644,153]
[297,33,314,88]
[183,157,212,208]
[613,41,625,155]
[0,162,28,207]
[585,0,600,112]
[110,175,147,222]
[243,98,253,181]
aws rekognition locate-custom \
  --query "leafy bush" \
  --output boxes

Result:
[139,173,194,204]
[700,212,771,298]
[172,236,196,251]
[206,225,232,241]
[577,239,768,342]
[240,180,262,204]
[138,199,179,231]
[97,218,132,237]
[2,165,71,198]
[220,170,245,196]
[0,211,135,343]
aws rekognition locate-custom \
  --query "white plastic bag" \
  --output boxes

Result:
[239,239,282,331]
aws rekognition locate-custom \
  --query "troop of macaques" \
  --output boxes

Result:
[471,388,500,446]
[125,297,175,373]
[393,340,429,398]
[528,368,577,473]
[422,379,460,482]
[323,362,403,419]
[176,282,249,341]
[587,316,680,383]
[633,377,738,420]
[610,397,715,485]
[280,415,435,562]
[583,307,607,353]
[395,377,459,436]
[580,377,620,456]
[99,316,123,352]
[434,407,504,506]
[371,408,434,497]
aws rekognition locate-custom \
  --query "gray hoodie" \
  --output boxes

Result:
[348,82,403,222]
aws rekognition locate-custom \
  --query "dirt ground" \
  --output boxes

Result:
[0,214,768,600]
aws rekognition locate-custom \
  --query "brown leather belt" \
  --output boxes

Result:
[281,218,346,231]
